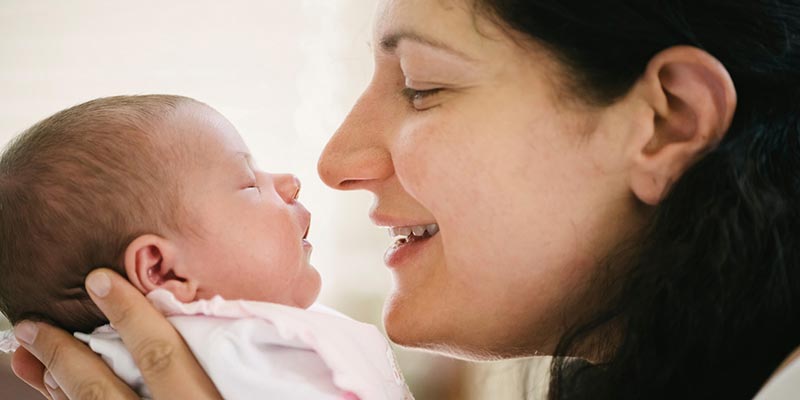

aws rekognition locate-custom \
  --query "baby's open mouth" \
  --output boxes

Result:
[389,223,439,247]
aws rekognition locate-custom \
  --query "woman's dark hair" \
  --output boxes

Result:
[476,1,800,399]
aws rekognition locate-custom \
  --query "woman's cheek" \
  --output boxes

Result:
[393,121,443,199]
[394,116,479,202]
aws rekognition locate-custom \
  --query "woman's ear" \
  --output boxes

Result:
[628,45,737,205]
[123,234,198,302]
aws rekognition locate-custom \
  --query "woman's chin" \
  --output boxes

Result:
[382,293,493,361]
[382,292,431,348]
[383,292,557,361]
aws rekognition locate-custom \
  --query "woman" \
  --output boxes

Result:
[11,0,800,398]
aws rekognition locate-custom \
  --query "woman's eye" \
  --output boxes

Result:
[401,87,443,110]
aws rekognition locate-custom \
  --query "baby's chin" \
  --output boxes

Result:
[293,268,323,309]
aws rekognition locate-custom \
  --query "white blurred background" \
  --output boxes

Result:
[0,1,545,399]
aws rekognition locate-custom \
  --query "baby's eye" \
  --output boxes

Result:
[246,185,262,194]
[401,87,443,111]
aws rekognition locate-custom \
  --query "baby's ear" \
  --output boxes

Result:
[123,234,198,302]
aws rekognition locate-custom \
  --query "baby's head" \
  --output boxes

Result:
[0,95,320,333]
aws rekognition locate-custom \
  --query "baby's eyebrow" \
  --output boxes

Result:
[234,151,253,163]
[234,151,257,171]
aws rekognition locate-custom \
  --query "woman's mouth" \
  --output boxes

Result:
[389,223,439,246]
[385,223,439,267]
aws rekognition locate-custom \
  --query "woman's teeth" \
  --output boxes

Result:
[389,223,439,245]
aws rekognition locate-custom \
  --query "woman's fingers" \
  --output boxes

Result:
[44,371,68,400]
[11,268,221,400]
[85,269,222,399]
[13,321,138,400]
[11,346,50,399]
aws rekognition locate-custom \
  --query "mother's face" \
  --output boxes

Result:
[319,0,646,359]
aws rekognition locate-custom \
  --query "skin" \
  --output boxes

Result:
[11,0,752,398]
[319,0,649,358]
[11,102,322,400]
[125,102,321,309]
[317,0,736,359]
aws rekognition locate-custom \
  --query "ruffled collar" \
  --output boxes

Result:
[0,328,19,353]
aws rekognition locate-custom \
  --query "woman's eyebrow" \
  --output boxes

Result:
[379,30,474,61]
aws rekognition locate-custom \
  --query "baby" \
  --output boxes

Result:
[0,95,410,400]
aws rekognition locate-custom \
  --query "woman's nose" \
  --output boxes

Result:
[318,92,394,192]
[273,173,301,203]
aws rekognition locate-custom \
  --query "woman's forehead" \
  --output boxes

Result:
[372,0,502,59]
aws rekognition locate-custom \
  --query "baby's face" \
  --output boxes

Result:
[165,103,320,308]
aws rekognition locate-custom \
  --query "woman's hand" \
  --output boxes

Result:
[11,269,222,399]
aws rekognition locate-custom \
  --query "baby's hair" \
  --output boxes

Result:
[0,95,194,332]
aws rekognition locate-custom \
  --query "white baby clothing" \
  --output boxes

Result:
[1,290,412,400]
[754,354,800,400]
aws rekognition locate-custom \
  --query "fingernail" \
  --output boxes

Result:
[14,322,38,345]
[44,370,59,390]
[87,272,111,298]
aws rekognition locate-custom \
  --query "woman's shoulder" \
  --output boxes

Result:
[754,346,800,399]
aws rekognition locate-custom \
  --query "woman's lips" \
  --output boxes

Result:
[384,229,439,268]
[370,213,440,267]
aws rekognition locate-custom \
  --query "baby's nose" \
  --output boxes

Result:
[274,174,301,203]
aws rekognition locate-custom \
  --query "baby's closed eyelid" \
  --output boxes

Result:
[239,174,261,193]
[244,184,262,195]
